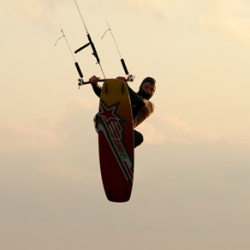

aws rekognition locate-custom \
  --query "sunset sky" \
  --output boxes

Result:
[1,0,250,249]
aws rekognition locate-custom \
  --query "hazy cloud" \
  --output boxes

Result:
[151,114,221,145]
[0,98,98,183]
[0,122,60,151]
[0,0,53,23]
[198,0,250,48]
[139,122,166,144]
[125,0,173,21]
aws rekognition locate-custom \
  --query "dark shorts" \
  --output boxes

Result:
[134,130,143,148]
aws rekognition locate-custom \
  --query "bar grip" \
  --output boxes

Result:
[78,78,106,86]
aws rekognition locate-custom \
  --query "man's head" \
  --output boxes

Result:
[137,77,156,100]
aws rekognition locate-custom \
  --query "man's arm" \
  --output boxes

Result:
[89,75,102,97]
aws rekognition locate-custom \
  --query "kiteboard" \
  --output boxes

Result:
[97,79,134,202]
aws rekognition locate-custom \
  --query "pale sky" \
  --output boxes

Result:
[1,0,250,249]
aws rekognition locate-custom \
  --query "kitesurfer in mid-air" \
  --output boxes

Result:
[89,75,156,148]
